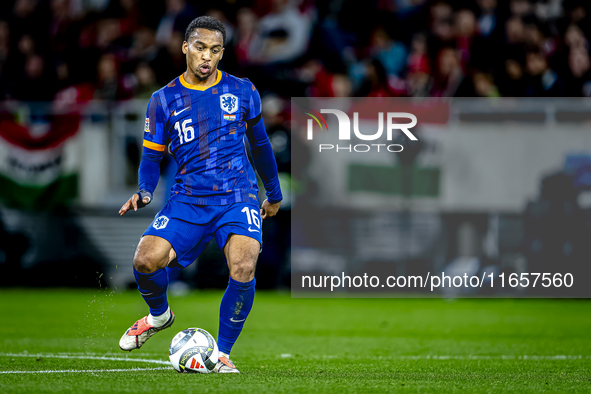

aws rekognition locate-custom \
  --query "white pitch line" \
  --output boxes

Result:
[395,355,589,360]
[0,352,171,365]
[279,354,590,360]
[0,367,170,374]
[2,351,163,357]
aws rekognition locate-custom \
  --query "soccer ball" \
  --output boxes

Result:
[168,328,219,373]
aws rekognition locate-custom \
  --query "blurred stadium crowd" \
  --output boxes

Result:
[2,0,591,104]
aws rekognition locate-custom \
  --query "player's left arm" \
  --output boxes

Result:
[244,84,282,219]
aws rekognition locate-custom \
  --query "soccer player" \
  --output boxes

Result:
[117,16,282,374]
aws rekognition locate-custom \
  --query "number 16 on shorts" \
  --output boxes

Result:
[242,207,261,233]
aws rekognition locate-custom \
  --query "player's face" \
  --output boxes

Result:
[182,28,224,81]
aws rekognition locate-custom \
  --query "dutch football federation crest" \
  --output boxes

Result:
[220,93,239,114]
[153,215,169,230]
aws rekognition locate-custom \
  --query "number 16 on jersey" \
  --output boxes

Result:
[175,119,195,144]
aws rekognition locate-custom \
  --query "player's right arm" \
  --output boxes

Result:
[119,93,167,216]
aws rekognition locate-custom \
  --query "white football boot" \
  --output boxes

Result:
[213,355,240,373]
[119,311,175,351]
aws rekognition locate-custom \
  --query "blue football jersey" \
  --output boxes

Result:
[143,70,263,205]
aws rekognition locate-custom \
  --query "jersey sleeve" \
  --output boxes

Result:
[143,92,167,151]
[245,79,262,120]
[244,83,283,204]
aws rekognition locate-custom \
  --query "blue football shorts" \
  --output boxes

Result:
[143,200,263,267]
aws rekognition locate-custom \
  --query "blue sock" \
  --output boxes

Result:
[217,277,256,355]
[133,267,169,316]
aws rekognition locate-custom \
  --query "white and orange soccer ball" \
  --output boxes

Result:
[168,328,219,373]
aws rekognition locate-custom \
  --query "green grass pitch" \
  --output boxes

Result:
[0,289,590,393]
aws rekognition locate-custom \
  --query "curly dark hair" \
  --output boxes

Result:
[185,16,226,46]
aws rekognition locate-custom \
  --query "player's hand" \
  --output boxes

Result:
[119,191,152,216]
[260,199,280,219]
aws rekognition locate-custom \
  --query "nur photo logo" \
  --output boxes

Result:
[303,106,418,153]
